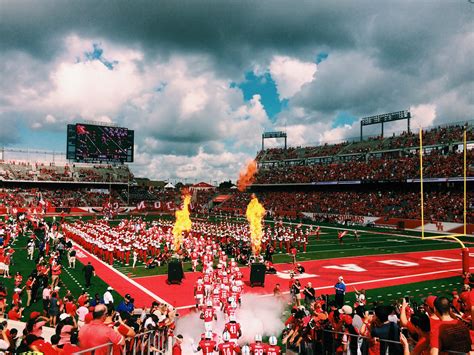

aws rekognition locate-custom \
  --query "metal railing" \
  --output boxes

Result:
[284,328,470,355]
[73,329,172,355]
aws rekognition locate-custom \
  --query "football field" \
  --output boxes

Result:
[8,216,473,319]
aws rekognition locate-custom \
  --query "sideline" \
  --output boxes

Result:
[72,241,170,306]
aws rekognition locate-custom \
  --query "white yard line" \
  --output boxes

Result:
[72,242,170,306]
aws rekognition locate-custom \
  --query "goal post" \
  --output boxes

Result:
[419,128,469,274]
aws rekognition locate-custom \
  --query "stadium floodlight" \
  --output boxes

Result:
[419,127,470,274]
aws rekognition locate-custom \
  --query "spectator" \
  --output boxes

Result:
[82,262,95,288]
[430,296,471,354]
[172,334,183,355]
[103,287,114,313]
[0,325,10,353]
[303,282,316,305]
[78,304,125,354]
[334,276,346,308]
[116,294,134,314]
[370,305,403,355]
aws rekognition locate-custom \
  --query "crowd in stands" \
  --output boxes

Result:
[215,190,474,223]
[255,150,473,184]
[257,123,473,162]
[0,188,124,210]
[0,161,133,184]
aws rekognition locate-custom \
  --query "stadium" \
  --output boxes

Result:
[1,1,473,354]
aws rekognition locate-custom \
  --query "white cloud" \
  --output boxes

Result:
[269,55,317,99]
[132,148,252,183]
[410,104,436,129]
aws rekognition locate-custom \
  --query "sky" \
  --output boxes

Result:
[0,0,473,183]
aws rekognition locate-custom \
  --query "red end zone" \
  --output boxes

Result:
[74,244,470,310]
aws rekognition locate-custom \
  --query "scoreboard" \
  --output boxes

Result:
[66,123,134,163]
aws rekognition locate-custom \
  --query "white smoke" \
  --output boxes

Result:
[176,294,288,352]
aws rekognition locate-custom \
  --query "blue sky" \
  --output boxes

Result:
[234,72,288,120]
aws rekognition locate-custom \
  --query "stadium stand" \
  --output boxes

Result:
[0,122,472,353]
[257,123,473,162]
[0,161,133,184]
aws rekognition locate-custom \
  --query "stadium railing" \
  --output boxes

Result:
[73,329,172,355]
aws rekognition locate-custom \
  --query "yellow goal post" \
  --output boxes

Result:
[419,127,470,274]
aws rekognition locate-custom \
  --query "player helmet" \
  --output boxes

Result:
[207,300,213,307]
[232,286,238,292]
[205,331,213,339]
[222,331,230,341]
[231,301,237,308]
[269,335,277,346]
[229,315,236,322]
[241,345,250,355]
[255,334,262,342]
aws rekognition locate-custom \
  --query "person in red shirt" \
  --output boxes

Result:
[7,305,23,321]
[266,336,281,355]
[12,288,22,307]
[196,331,217,354]
[249,334,267,355]
[172,334,183,355]
[77,291,89,307]
[78,304,124,355]
[65,296,77,317]
[201,301,217,331]
[25,276,34,307]
[194,279,205,309]
[430,296,471,354]
[224,315,242,343]
[218,331,240,354]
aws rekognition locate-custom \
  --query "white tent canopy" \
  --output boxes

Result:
[164,182,175,189]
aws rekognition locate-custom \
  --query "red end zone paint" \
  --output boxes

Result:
[73,245,470,310]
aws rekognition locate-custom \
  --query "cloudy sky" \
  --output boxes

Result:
[1,0,473,183]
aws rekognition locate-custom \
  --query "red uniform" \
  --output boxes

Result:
[202,306,215,322]
[266,345,281,355]
[224,322,241,341]
[198,339,217,354]
[249,342,267,355]
[218,342,240,355]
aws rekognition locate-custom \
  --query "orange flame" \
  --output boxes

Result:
[237,160,257,192]
[246,194,266,255]
[172,193,192,252]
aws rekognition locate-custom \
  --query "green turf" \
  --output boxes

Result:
[106,225,460,278]
[341,276,462,307]
[5,232,121,321]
